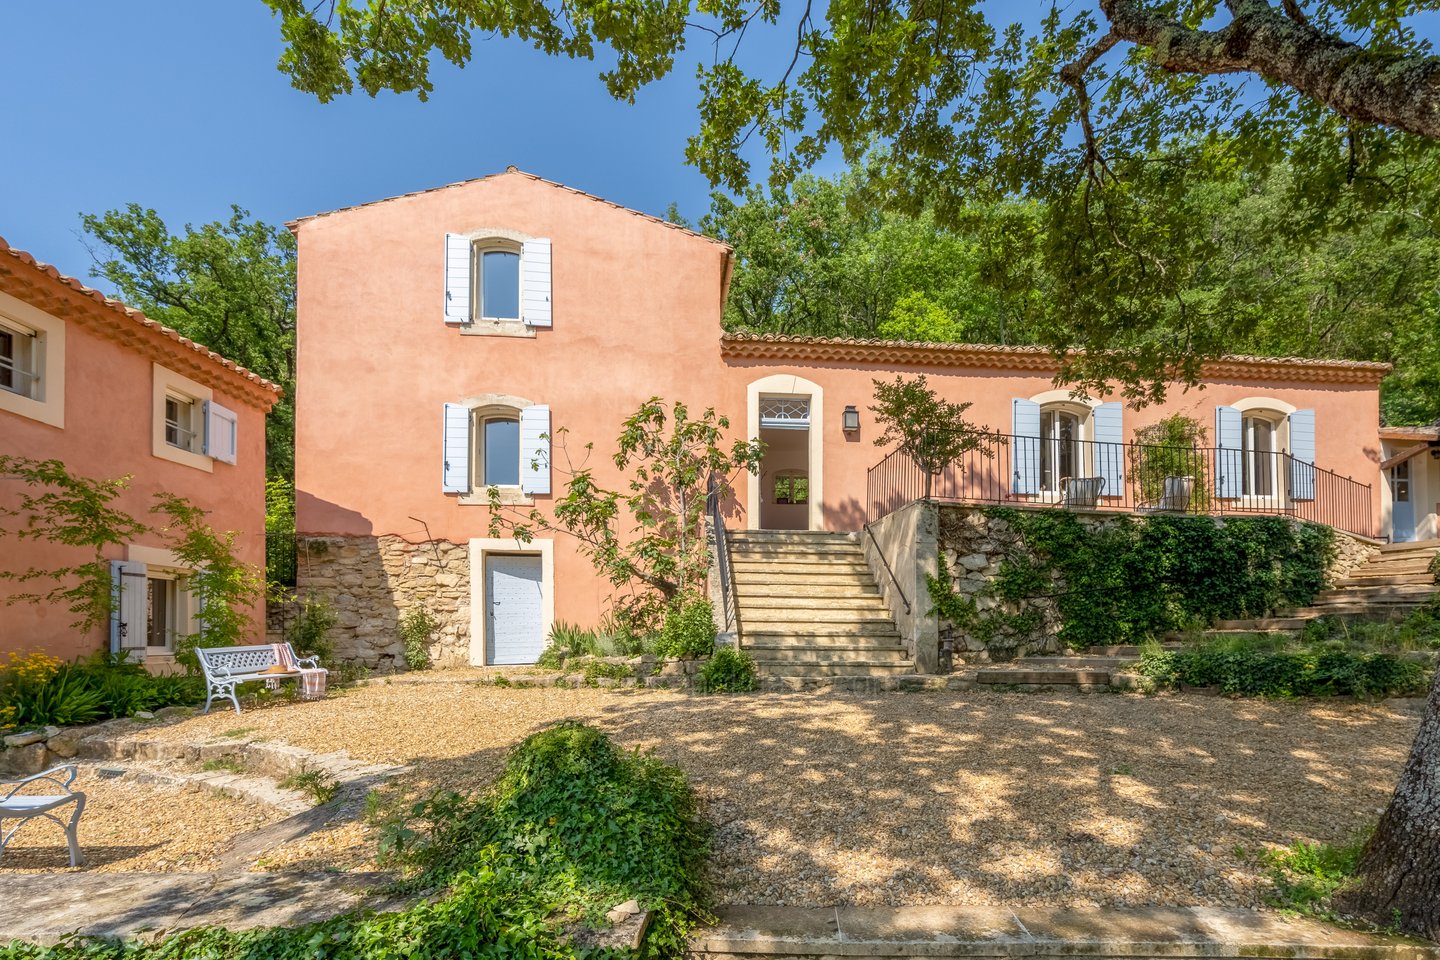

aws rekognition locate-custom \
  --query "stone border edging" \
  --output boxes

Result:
[693,906,1437,960]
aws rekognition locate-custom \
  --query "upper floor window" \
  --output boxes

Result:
[480,415,522,487]
[165,393,200,452]
[0,319,37,398]
[476,242,522,322]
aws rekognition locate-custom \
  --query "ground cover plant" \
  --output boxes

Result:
[1138,644,1425,700]
[0,722,708,960]
[0,652,203,731]
[696,647,757,693]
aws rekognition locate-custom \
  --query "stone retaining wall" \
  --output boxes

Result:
[294,535,471,669]
[935,506,1376,663]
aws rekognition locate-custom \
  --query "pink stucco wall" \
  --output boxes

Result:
[0,273,272,663]
[293,171,1384,633]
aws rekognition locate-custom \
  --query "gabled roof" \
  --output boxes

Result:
[0,236,282,410]
[720,332,1393,385]
[286,167,732,250]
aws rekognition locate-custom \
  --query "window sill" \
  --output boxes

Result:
[153,441,214,473]
[460,319,536,338]
[459,486,534,507]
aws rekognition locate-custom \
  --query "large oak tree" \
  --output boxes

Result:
[262,0,1440,936]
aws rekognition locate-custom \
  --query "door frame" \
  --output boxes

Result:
[747,374,824,531]
[1389,462,1416,543]
[468,537,554,666]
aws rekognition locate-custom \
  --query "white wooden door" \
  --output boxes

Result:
[485,555,545,665]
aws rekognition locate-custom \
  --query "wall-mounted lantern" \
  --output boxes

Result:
[842,405,860,433]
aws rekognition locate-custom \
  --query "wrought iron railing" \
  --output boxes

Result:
[706,476,739,633]
[866,432,1377,538]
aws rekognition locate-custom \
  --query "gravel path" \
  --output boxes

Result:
[110,673,1423,909]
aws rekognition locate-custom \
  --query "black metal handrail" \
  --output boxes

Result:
[706,476,739,634]
[866,432,1377,539]
[862,522,912,615]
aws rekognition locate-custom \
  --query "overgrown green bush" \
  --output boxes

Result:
[399,606,437,671]
[696,647,757,693]
[2,722,708,960]
[0,652,203,730]
[654,596,718,659]
[1301,598,1440,652]
[941,509,1337,651]
[1138,647,1425,698]
[288,592,338,665]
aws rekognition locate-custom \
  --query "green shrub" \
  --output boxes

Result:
[1265,831,1370,917]
[0,653,205,730]
[399,607,437,671]
[280,769,340,805]
[1139,647,1426,698]
[697,647,757,693]
[581,659,633,682]
[654,596,717,660]
[288,592,337,665]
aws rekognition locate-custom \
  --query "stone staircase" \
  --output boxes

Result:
[728,530,914,678]
[1213,539,1439,634]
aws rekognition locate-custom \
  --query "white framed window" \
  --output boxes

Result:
[1241,413,1280,497]
[165,393,200,452]
[474,240,522,323]
[0,293,65,429]
[445,397,551,503]
[443,231,551,333]
[478,414,522,488]
[112,546,199,663]
[146,571,191,653]
[152,364,213,472]
[1039,407,1084,493]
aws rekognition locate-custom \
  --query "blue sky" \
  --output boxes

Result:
[0,1,821,280]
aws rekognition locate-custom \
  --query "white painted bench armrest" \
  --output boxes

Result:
[1,764,79,800]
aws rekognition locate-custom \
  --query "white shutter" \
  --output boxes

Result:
[1011,399,1041,496]
[1215,405,1243,499]
[519,404,551,495]
[1092,402,1124,497]
[521,238,552,328]
[110,560,148,661]
[442,403,472,493]
[202,400,239,465]
[1289,409,1317,501]
[444,233,471,324]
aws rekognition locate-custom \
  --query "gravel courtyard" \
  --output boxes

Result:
[9,675,1423,909]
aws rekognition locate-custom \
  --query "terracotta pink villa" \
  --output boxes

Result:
[0,237,279,665]
[289,169,1394,670]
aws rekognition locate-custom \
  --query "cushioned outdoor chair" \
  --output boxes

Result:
[0,764,86,867]
[1059,476,1106,509]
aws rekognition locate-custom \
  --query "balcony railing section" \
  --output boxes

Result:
[866,432,1376,538]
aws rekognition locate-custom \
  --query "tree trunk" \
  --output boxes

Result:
[1332,664,1440,940]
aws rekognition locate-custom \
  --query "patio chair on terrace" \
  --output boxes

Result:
[1139,475,1195,513]
[1059,476,1106,509]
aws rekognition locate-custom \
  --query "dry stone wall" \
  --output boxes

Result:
[294,535,472,669]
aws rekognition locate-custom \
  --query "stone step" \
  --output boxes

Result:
[735,583,881,598]
[729,531,859,544]
[744,622,903,640]
[747,645,910,664]
[1212,617,1311,631]
[1316,586,1437,602]
[744,633,910,649]
[1337,573,1435,587]
[727,540,866,554]
[1353,559,1434,573]
[754,660,916,677]
[739,594,892,610]
[732,561,873,576]
[729,553,868,567]
[1082,644,1183,657]
[1377,538,1440,553]
[976,667,1112,686]
[1013,655,1136,669]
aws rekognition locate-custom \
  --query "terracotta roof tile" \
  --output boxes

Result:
[286,167,732,250]
[720,332,1393,385]
[0,236,283,406]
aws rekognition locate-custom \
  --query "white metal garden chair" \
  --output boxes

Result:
[0,764,86,867]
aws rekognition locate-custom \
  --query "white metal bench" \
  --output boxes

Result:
[0,764,86,867]
[197,644,325,714]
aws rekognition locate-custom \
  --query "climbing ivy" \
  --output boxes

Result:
[933,509,1336,652]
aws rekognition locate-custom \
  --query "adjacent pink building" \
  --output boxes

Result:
[290,169,1389,670]
[0,237,279,665]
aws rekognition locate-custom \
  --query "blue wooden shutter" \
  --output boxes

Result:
[520,405,551,495]
[1092,401,1124,497]
[202,400,239,465]
[522,238,552,328]
[1289,409,1317,501]
[442,403,471,493]
[1215,405,1242,499]
[444,234,471,324]
[1011,399,1041,495]
[110,560,148,660]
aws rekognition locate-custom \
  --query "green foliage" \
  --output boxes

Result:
[936,509,1336,653]
[1139,647,1425,699]
[265,477,296,589]
[1300,600,1440,653]
[202,756,245,774]
[581,660,633,684]
[491,398,763,627]
[696,647,757,693]
[288,592,338,665]
[0,653,204,730]
[80,204,296,478]
[1128,414,1210,510]
[1266,831,1371,917]
[537,620,648,669]
[280,769,340,805]
[399,607,437,671]
[654,596,718,660]
[869,375,995,498]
